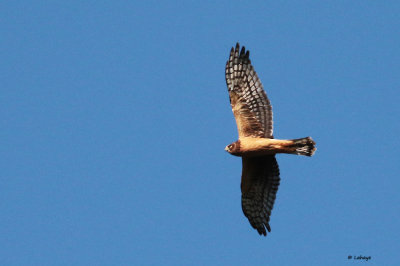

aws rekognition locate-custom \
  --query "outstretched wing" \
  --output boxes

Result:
[225,43,273,138]
[241,155,280,236]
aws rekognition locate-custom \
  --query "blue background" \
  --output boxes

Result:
[2,1,399,265]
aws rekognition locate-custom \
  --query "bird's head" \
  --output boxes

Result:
[224,141,240,156]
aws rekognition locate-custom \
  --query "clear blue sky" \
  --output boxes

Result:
[2,1,400,265]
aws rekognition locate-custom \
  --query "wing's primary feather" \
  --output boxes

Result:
[225,43,273,138]
[241,155,280,236]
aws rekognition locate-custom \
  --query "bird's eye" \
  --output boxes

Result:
[229,145,233,149]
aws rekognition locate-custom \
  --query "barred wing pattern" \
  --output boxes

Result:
[225,43,273,138]
[225,43,280,236]
[241,155,280,236]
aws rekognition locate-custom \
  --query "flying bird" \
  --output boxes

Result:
[225,43,316,236]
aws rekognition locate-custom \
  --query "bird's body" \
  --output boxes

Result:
[224,43,316,236]
[226,137,315,157]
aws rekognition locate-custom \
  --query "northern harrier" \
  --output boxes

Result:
[225,43,316,236]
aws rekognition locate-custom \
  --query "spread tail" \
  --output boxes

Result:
[290,137,316,156]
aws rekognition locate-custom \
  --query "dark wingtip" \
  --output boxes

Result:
[256,223,271,237]
[256,226,267,236]
[240,46,245,56]
[232,43,250,60]
[266,223,271,232]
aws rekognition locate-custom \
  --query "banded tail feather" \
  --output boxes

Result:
[290,137,316,156]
